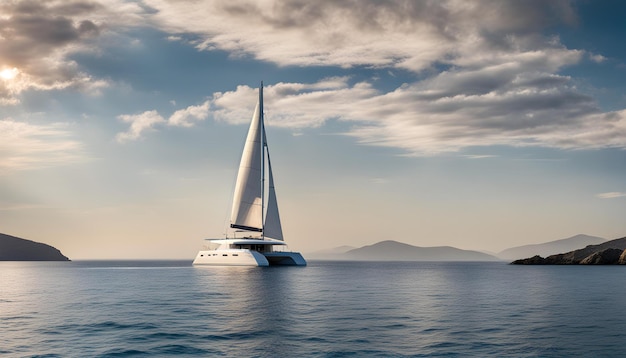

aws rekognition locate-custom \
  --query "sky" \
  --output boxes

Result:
[1,0,626,259]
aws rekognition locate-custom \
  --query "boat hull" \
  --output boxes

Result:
[193,249,269,266]
[192,249,306,267]
[263,252,307,266]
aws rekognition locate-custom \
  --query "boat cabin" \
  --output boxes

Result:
[232,243,271,252]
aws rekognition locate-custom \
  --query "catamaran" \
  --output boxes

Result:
[192,83,306,266]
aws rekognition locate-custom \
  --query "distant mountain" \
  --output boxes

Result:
[497,234,606,261]
[343,240,500,261]
[512,236,626,265]
[307,245,356,260]
[0,233,70,261]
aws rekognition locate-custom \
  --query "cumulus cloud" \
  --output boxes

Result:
[116,101,211,140]
[0,0,146,104]
[116,110,165,143]
[0,119,85,173]
[210,78,626,155]
[5,0,624,155]
[130,0,626,153]
[589,53,607,63]
[145,0,580,72]
[168,101,210,127]
[212,77,364,127]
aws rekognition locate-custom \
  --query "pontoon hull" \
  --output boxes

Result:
[263,252,307,266]
[193,249,269,266]
[192,249,306,266]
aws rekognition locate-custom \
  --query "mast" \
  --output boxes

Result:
[260,81,265,240]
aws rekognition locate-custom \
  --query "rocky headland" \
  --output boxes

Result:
[512,236,626,265]
[497,234,606,261]
[0,233,70,261]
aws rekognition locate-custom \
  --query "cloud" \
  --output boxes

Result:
[133,0,626,154]
[8,1,622,156]
[146,0,580,72]
[116,110,165,143]
[0,0,146,104]
[597,192,626,199]
[116,101,211,140]
[464,155,498,159]
[168,101,210,127]
[210,78,626,155]
[589,53,607,63]
[0,119,86,173]
[212,77,373,128]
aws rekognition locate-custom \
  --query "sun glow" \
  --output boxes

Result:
[1,67,19,80]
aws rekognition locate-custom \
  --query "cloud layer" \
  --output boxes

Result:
[146,0,579,71]
[208,79,626,155]
[134,0,624,153]
[116,75,626,155]
[4,0,626,156]
[0,0,146,104]
[0,119,85,173]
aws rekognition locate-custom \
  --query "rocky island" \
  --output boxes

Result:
[512,236,626,265]
[0,233,70,261]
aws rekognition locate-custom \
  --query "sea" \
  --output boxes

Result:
[2,260,626,357]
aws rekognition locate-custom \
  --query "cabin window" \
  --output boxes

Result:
[233,254,239,256]
[223,254,228,256]
[200,255,204,257]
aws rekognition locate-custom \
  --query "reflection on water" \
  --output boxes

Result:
[191,266,306,356]
[2,261,626,356]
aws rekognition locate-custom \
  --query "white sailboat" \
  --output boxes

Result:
[193,83,306,266]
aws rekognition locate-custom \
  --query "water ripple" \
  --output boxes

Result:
[2,261,626,356]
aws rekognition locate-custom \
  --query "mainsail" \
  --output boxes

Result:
[230,100,263,232]
[229,83,284,240]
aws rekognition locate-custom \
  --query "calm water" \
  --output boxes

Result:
[2,260,626,357]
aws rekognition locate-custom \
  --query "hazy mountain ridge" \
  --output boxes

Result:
[513,236,626,265]
[308,234,613,262]
[307,245,356,260]
[309,240,500,261]
[0,233,70,261]
[497,234,606,260]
